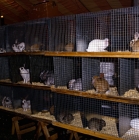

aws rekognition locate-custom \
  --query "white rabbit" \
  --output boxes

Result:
[86,38,109,52]
[12,39,25,52]
[17,42,25,52]
[12,44,21,52]
[130,118,139,130]
[19,67,30,83]
[22,99,31,111]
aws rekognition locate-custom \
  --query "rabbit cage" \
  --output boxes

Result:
[1,4,139,140]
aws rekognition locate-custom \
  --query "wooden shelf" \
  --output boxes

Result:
[51,87,139,105]
[52,121,123,140]
[1,51,139,58]
[0,81,51,90]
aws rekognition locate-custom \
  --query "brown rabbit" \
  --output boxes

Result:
[130,32,139,52]
[92,73,109,94]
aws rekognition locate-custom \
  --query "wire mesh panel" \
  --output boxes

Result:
[31,89,54,116]
[0,56,11,83]
[25,18,49,52]
[12,87,32,114]
[119,103,139,139]
[0,85,13,109]
[76,12,110,52]
[30,56,54,86]
[53,57,82,90]
[54,92,82,127]
[0,26,6,52]
[119,58,135,95]
[5,22,25,52]
[49,15,76,51]
[9,55,30,83]
[80,97,119,137]
[83,57,118,96]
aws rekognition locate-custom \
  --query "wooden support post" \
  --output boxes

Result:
[11,116,36,140]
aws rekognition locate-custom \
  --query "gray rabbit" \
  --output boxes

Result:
[88,118,106,131]
[40,70,54,86]
[68,78,82,91]
[57,112,74,124]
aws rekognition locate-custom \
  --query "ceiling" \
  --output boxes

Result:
[0,0,134,25]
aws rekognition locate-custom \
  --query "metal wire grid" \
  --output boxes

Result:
[12,86,32,109]
[31,89,54,114]
[53,92,80,123]
[119,103,139,139]
[76,11,111,52]
[29,56,54,83]
[0,56,10,81]
[0,26,6,50]
[0,85,13,107]
[119,58,135,95]
[49,15,76,51]
[25,18,49,51]
[53,56,80,89]
[5,22,25,52]
[9,55,30,83]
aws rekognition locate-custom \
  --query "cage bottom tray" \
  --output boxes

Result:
[85,113,119,137]
[14,108,32,116]
[64,111,83,128]
[31,111,56,121]
[122,128,139,140]
[0,79,12,83]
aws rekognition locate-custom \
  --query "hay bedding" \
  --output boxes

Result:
[85,113,119,137]
[14,108,31,115]
[0,79,12,83]
[67,111,83,128]
[31,111,56,121]
[122,128,139,140]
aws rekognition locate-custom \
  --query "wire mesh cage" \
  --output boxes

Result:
[12,86,32,114]
[53,92,82,127]
[119,103,139,139]
[53,56,82,90]
[76,11,111,52]
[80,97,119,137]
[25,18,49,52]
[0,56,11,83]
[0,26,6,53]
[30,56,54,86]
[49,15,76,51]
[9,55,30,83]
[31,89,54,117]
[5,22,25,52]
[0,85,13,109]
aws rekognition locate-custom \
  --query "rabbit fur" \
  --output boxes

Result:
[2,96,12,108]
[92,75,109,94]
[19,67,30,83]
[130,32,139,52]
[68,78,82,91]
[40,70,54,86]
[86,38,109,52]
[88,118,106,131]
[12,39,25,52]
[22,99,31,111]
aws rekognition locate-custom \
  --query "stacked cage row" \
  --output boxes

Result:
[0,85,139,139]
[1,7,139,52]
[0,55,138,97]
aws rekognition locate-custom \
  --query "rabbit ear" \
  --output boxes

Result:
[134,32,139,41]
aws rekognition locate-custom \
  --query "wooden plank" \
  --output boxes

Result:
[19,126,36,134]
[52,121,123,140]
[51,87,139,105]
[1,51,139,58]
